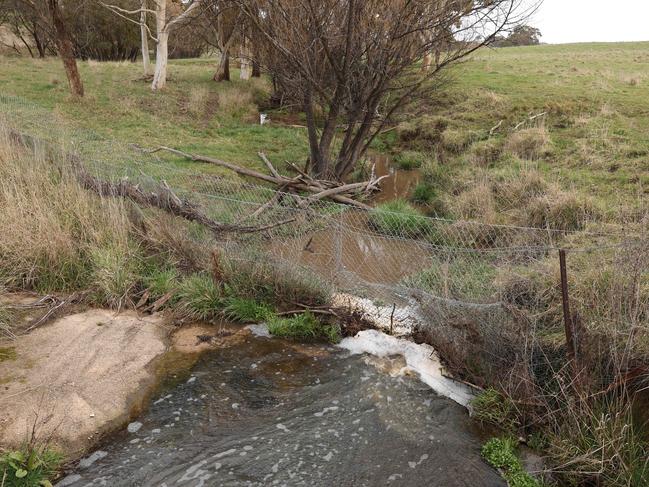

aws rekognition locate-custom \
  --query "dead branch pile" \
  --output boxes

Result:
[134,145,387,210]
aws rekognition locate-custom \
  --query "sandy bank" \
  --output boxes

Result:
[0,309,170,456]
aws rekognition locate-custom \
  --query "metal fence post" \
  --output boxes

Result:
[559,249,577,364]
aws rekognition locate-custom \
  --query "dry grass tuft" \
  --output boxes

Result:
[217,85,257,120]
[186,86,211,118]
[451,181,498,223]
[0,130,135,298]
[506,127,550,160]
[523,190,600,232]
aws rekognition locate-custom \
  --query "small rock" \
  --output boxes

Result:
[127,421,143,433]
[78,450,108,469]
[55,474,83,486]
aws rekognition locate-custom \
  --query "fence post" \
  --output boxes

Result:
[559,249,577,365]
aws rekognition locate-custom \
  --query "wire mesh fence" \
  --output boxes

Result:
[1,94,648,394]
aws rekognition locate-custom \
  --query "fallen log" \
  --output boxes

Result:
[74,164,296,236]
[134,145,383,210]
[8,129,295,237]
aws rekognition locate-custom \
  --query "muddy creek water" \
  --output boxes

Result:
[60,327,503,487]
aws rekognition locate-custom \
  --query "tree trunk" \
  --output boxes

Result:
[251,60,260,77]
[47,0,83,97]
[140,0,151,76]
[151,30,168,90]
[213,51,230,82]
[239,51,251,80]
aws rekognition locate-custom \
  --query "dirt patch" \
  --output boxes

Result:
[0,309,170,456]
[170,322,249,354]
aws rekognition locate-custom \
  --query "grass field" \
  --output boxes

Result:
[1,42,648,219]
[423,42,649,214]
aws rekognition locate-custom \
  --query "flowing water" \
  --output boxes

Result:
[56,160,505,486]
[58,326,503,487]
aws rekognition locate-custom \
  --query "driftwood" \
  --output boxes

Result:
[134,145,387,210]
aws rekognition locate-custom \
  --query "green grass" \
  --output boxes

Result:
[386,42,649,220]
[176,273,222,321]
[392,150,428,170]
[267,312,341,343]
[403,258,497,300]
[369,199,433,238]
[471,388,519,432]
[222,296,274,323]
[0,57,308,175]
[481,437,540,487]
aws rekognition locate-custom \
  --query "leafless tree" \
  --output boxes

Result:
[0,0,55,57]
[5,0,84,96]
[102,0,205,89]
[235,0,535,180]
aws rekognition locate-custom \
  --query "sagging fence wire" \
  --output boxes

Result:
[1,94,648,396]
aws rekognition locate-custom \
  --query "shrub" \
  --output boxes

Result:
[506,128,549,160]
[481,437,540,487]
[369,199,434,238]
[0,447,62,487]
[393,150,428,170]
[176,274,222,321]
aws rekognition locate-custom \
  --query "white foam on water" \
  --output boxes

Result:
[338,330,474,407]
[332,293,419,335]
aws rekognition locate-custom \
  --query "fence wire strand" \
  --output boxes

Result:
[1,94,648,390]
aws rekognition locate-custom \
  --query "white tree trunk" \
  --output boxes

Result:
[140,0,151,76]
[151,0,167,90]
[152,30,168,90]
[240,58,251,80]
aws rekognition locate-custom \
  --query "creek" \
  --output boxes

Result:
[58,325,503,487]
[56,160,504,486]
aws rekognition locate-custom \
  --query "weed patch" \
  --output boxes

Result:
[481,437,540,487]
[267,312,341,343]
[0,447,62,487]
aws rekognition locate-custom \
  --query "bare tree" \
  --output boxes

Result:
[0,0,54,58]
[236,0,533,180]
[46,0,84,96]
[2,0,83,96]
[102,0,205,90]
